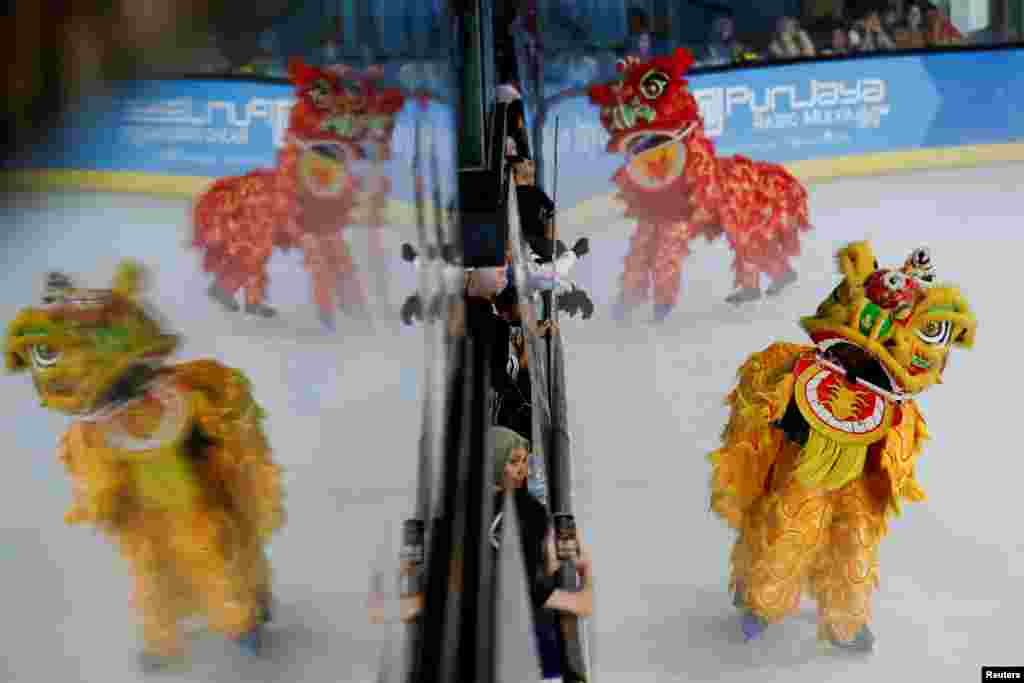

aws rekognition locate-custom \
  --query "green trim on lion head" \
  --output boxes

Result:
[5,261,179,415]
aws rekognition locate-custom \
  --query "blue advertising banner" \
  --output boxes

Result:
[5,78,457,205]
[9,80,296,177]
[542,47,1024,209]
[689,57,941,160]
[6,48,1024,210]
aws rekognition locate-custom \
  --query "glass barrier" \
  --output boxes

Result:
[1,5,462,679]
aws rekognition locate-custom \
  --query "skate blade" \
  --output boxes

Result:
[138,652,190,675]
[726,290,763,306]
[817,637,876,656]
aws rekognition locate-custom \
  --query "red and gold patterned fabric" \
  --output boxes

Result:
[588,48,811,305]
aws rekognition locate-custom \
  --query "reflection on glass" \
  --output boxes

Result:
[528,0,1021,80]
[192,59,408,330]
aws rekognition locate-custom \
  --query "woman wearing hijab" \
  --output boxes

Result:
[490,426,594,680]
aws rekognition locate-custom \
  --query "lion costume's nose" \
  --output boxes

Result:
[864,269,918,310]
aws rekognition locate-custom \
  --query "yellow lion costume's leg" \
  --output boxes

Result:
[120,524,189,658]
[174,359,284,637]
[709,342,818,626]
[808,476,885,643]
[118,508,267,654]
[166,508,261,640]
[735,447,833,623]
[232,523,274,618]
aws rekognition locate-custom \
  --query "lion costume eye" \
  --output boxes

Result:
[310,80,332,106]
[916,320,952,346]
[883,271,908,292]
[910,247,931,268]
[639,70,670,100]
[31,344,61,368]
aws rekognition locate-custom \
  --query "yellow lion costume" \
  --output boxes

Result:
[5,262,284,670]
[709,241,975,650]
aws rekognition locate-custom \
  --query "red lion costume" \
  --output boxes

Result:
[588,48,812,321]
[192,59,404,330]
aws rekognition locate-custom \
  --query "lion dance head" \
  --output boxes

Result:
[5,262,180,416]
[288,58,405,155]
[588,48,704,193]
[802,242,976,398]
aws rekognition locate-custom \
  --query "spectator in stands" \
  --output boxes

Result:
[187,33,233,75]
[623,7,658,58]
[539,0,590,49]
[319,17,344,66]
[768,16,816,59]
[891,1,928,48]
[818,20,854,55]
[849,8,897,51]
[700,13,752,66]
[805,0,845,21]
[236,28,286,78]
[882,0,904,34]
[924,2,964,45]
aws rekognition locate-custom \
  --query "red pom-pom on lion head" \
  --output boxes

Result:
[288,58,345,111]
[588,47,701,157]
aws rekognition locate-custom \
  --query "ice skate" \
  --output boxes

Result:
[207,283,240,312]
[235,623,267,657]
[337,272,373,324]
[611,295,637,325]
[244,302,278,318]
[260,594,274,624]
[319,310,336,331]
[338,296,373,323]
[138,651,186,674]
[732,582,768,641]
[820,624,876,653]
[725,287,761,305]
[401,294,424,325]
[766,269,797,297]
[740,611,768,642]
[731,581,745,609]
[652,303,673,323]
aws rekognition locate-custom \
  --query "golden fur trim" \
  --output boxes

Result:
[170,361,285,540]
[878,402,928,516]
[709,342,809,528]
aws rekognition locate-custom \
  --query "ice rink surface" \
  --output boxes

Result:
[0,162,1018,682]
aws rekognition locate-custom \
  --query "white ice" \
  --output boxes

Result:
[0,162,1017,682]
